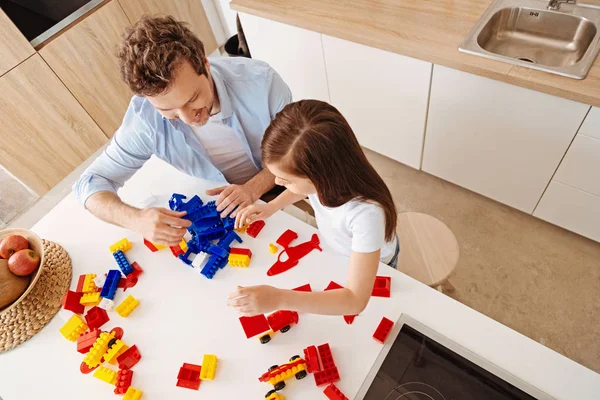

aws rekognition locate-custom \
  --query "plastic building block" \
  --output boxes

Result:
[344,315,356,324]
[122,386,143,400]
[372,276,391,298]
[109,238,132,253]
[110,326,124,340]
[62,290,84,314]
[228,253,251,267]
[76,274,86,292]
[222,216,236,231]
[325,282,357,324]
[239,315,270,339]
[268,234,322,276]
[98,298,115,311]
[199,354,218,380]
[100,269,121,300]
[193,226,226,242]
[323,383,349,400]
[113,250,134,276]
[235,224,247,233]
[83,331,115,368]
[85,306,110,329]
[292,284,312,292]
[118,274,139,291]
[314,367,340,386]
[179,238,188,253]
[204,243,229,259]
[217,231,242,251]
[77,328,100,354]
[80,362,97,374]
[129,262,143,278]
[265,390,284,400]
[259,356,307,386]
[276,229,298,248]
[303,345,320,373]
[170,244,185,257]
[230,248,252,257]
[373,317,394,344]
[191,252,209,269]
[317,343,336,370]
[200,254,227,279]
[269,243,278,254]
[267,310,299,332]
[60,314,88,341]
[143,239,166,252]
[104,339,129,364]
[246,220,265,238]
[117,345,141,369]
[93,274,106,288]
[169,193,189,211]
[80,291,101,306]
[115,368,133,395]
[115,295,140,317]
[82,274,98,293]
[176,363,202,390]
[93,366,118,385]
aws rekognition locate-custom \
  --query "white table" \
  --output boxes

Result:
[0,157,598,399]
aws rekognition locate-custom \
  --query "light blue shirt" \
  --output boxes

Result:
[73,57,292,206]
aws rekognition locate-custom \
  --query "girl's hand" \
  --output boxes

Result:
[234,203,276,229]
[227,285,282,315]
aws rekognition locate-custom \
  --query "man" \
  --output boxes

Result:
[74,16,291,246]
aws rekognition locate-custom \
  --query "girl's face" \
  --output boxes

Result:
[266,162,316,196]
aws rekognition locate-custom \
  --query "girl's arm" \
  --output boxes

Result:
[228,249,380,316]
[235,189,306,228]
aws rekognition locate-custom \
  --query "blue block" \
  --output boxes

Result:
[201,255,227,279]
[222,217,236,231]
[169,193,187,211]
[185,205,218,223]
[100,270,121,299]
[189,215,220,230]
[217,231,242,252]
[181,195,204,213]
[204,243,229,259]
[113,250,133,276]
[192,226,226,242]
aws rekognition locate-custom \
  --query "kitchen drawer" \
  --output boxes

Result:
[554,134,600,197]
[579,107,600,140]
[534,181,600,242]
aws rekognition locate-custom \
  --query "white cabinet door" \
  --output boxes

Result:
[422,65,589,213]
[579,106,600,140]
[534,181,600,242]
[322,35,432,169]
[239,13,329,102]
[553,134,600,197]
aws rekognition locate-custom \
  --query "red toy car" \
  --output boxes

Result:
[259,310,299,344]
[259,355,308,392]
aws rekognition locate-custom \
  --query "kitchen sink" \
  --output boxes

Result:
[459,0,600,79]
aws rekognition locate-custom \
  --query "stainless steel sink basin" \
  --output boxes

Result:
[460,0,600,79]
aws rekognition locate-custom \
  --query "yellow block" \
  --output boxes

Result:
[59,314,88,342]
[235,224,248,233]
[104,339,129,364]
[93,366,118,385]
[179,238,188,252]
[83,331,115,368]
[200,354,218,380]
[109,238,132,253]
[269,243,278,254]
[115,295,140,318]
[228,254,250,268]
[123,387,143,400]
[80,291,101,306]
[82,274,98,293]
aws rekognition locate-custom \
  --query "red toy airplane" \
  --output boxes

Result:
[267,233,322,276]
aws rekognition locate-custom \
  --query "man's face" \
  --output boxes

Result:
[146,59,215,126]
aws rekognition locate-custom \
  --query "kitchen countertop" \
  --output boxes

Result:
[0,156,599,399]
[231,0,600,108]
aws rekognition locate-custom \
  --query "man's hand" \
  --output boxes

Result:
[206,184,257,218]
[227,285,283,316]
[136,207,191,246]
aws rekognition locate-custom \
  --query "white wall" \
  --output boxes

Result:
[214,0,238,39]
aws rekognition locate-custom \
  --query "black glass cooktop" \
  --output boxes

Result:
[363,323,543,400]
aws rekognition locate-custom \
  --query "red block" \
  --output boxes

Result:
[275,229,298,248]
[143,239,159,252]
[129,262,144,278]
[303,345,320,373]
[118,275,138,291]
[85,306,109,329]
[117,345,141,369]
[246,220,265,238]
[373,317,394,344]
[114,368,133,394]
[170,245,184,257]
[229,248,253,258]
[62,290,84,314]
[75,274,86,292]
[293,283,312,292]
[110,327,124,340]
[343,314,357,325]
[314,367,340,387]
[80,361,97,374]
[239,315,270,339]
[324,383,349,400]
[77,328,100,354]
[372,276,391,298]
[176,363,202,390]
[317,343,336,370]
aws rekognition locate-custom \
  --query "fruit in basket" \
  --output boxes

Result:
[8,249,40,276]
[0,235,29,259]
[0,259,30,308]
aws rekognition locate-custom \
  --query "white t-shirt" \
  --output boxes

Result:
[308,194,397,263]
[191,115,259,184]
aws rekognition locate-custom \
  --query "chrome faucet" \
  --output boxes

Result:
[547,0,575,10]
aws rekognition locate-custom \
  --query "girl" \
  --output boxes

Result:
[227,100,398,316]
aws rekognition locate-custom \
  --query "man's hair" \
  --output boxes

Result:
[117,15,207,96]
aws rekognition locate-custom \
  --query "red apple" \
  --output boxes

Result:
[0,235,29,259]
[8,249,40,276]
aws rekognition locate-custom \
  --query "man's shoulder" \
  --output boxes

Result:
[209,56,275,82]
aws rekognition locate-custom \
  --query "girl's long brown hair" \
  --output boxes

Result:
[262,100,397,241]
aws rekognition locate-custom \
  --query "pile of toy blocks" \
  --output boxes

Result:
[165,193,263,279]
[59,238,143,399]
